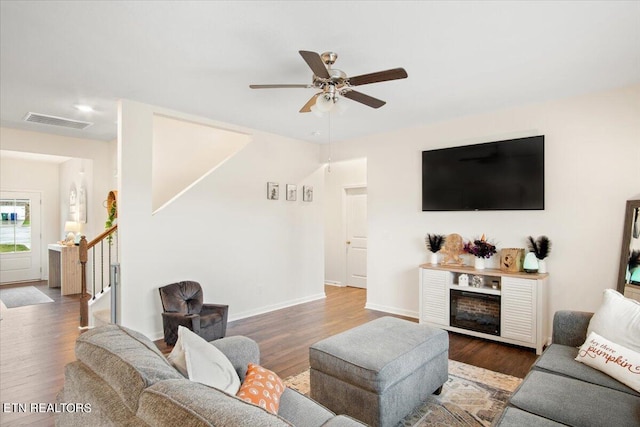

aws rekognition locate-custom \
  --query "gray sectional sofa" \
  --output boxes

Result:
[56,324,365,427]
[495,311,640,427]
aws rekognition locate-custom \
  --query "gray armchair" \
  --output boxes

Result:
[159,280,228,346]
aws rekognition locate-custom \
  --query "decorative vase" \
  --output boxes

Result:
[430,252,439,265]
[523,252,539,273]
[474,257,485,270]
[538,259,547,274]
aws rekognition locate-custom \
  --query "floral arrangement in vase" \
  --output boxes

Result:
[463,234,497,270]
[425,234,445,264]
[527,235,551,273]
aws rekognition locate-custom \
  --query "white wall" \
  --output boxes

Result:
[118,100,325,339]
[323,84,640,323]
[0,128,115,243]
[324,158,367,286]
[0,157,59,279]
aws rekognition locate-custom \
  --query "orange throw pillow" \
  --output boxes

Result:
[236,363,285,414]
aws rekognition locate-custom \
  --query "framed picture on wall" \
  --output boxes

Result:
[303,185,313,202]
[267,182,279,200]
[286,184,297,201]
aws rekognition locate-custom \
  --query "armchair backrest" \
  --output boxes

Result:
[159,281,204,315]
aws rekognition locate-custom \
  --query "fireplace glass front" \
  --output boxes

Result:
[450,289,500,336]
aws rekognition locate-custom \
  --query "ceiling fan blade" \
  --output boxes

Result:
[348,68,408,86]
[300,93,321,113]
[249,84,313,89]
[343,90,386,109]
[299,51,331,79]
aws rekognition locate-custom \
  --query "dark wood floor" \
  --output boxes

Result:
[157,285,539,379]
[0,282,538,426]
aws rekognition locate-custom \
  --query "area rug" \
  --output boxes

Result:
[0,286,54,308]
[283,360,521,427]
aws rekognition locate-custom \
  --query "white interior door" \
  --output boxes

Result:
[0,191,42,284]
[346,187,367,288]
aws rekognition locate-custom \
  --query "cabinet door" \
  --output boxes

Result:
[420,269,449,326]
[501,277,536,344]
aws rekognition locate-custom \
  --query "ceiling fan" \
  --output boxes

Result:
[249,50,408,113]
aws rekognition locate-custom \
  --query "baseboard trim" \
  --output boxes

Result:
[229,293,327,322]
[364,302,419,319]
[325,281,344,287]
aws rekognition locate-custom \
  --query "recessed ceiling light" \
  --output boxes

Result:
[74,104,94,113]
[311,131,321,136]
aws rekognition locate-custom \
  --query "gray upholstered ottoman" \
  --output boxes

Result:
[309,317,449,427]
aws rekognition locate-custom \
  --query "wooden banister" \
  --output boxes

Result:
[87,224,118,249]
[78,225,118,328]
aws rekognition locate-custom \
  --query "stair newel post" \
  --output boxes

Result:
[79,236,90,328]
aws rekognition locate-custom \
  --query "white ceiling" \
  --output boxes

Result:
[1,1,639,144]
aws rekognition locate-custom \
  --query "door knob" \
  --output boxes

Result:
[346,241,351,245]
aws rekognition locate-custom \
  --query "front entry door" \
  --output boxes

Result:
[346,187,367,288]
[0,191,42,284]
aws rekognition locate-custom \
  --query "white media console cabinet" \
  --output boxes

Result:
[419,264,549,354]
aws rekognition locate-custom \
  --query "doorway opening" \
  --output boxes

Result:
[0,191,42,284]
[323,158,367,295]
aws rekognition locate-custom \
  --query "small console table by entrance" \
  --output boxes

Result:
[48,243,81,295]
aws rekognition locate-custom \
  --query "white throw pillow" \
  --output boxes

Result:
[575,331,640,393]
[167,326,240,394]
[167,328,188,377]
[587,289,640,353]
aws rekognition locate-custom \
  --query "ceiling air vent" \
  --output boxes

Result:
[23,112,93,130]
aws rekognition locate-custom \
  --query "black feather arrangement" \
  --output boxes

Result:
[527,235,552,260]
[629,250,640,272]
[425,234,445,253]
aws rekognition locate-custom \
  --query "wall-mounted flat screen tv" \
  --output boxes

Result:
[422,135,544,211]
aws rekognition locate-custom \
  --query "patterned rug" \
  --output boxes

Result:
[283,360,521,426]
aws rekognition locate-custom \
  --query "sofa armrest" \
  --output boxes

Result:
[202,303,229,336]
[552,310,594,347]
[210,336,259,381]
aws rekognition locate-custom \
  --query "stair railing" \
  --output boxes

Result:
[79,224,118,328]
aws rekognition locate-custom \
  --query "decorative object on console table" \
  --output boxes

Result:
[458,274,469,286]
[440,233,465,265]
[527,235,551,273]
[500,248,524,272]
[471,275,484,287]
[523,252,539,273]
[425,233,445,265]
[463,234,497,270]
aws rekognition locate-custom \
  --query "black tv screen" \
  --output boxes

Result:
[422,136,544,211]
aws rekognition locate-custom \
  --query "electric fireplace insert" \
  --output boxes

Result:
[450,289,500,336]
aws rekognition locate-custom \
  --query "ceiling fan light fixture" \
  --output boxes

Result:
[315,93,334,113]
[333,97,348,115]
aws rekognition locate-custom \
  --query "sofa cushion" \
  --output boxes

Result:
[57,361,147,426]
[137,379,292,426]
[495,407,567,426]
[533,344,639,396]
[509,370,640,427]
[575,331,640,393]
[75,324,183,412]
[587,289,640,352]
